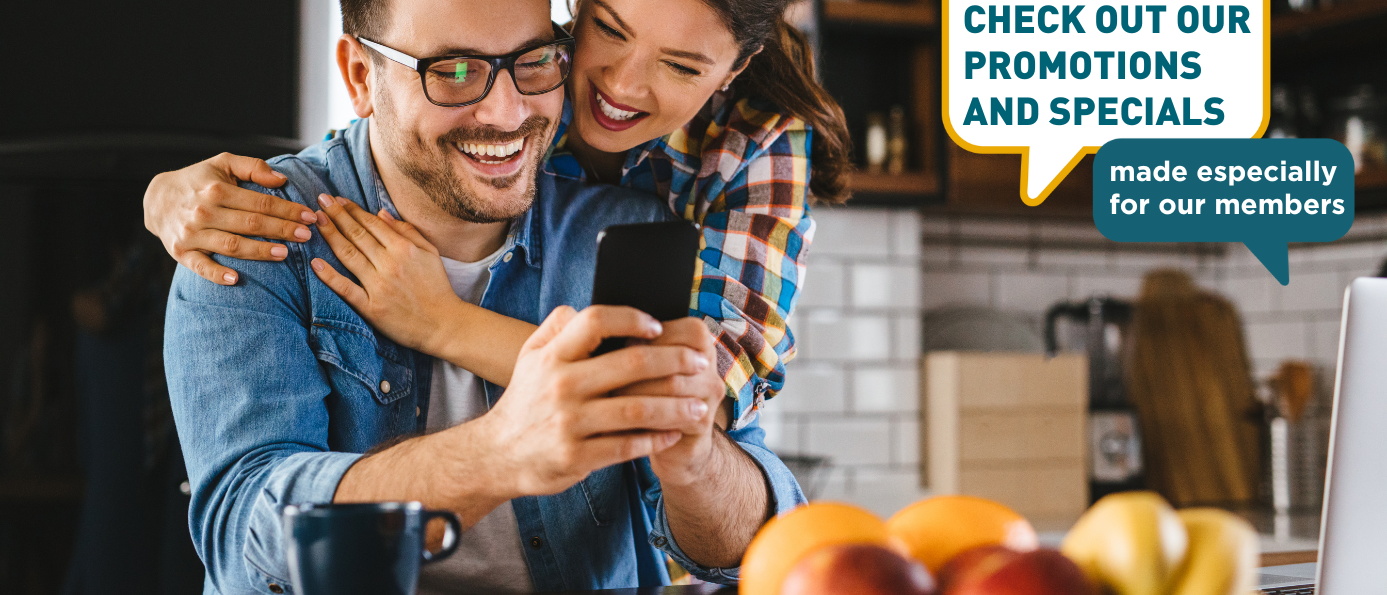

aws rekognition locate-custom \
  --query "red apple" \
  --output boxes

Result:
[938,545,1022,590]
[780,543,936,595]
[939,546,1096,595]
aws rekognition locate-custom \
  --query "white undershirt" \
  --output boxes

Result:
[417,242,535,595]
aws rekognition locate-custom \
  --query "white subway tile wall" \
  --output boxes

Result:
[797,260,846,308]
[853,365,919,413]
[1280,271,1347,313]
[852,468,932,517]
[892,314,923,362]
[763,207,926,516]
[762,206,1387,518]
[777,363,847,414]
[920,271,991,310]
[804,418,894,466]
[810,209,893,257]
[892,418,922,467]
[994,273,1070,312]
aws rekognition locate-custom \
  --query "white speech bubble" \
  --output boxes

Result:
[943,1,1270,205]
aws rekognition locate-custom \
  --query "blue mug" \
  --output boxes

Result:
[283,502,461,595]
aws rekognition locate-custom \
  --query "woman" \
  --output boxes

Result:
[143,0,851,429]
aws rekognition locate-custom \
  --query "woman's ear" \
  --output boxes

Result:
[337,34,375,118]
[722,45,763,89]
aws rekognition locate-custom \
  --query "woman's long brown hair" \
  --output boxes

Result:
[717,4,853,204]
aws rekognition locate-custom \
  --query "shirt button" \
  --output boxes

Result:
[652,536,668,547]
[502,251,513,263]
[268,584,284,594]
[380,380,391,394]
[529,536,543,550]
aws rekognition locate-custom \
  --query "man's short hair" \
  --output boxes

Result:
[341,0,389,40]
[344,1,558,44]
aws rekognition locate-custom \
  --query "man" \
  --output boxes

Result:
[161,0,803,593]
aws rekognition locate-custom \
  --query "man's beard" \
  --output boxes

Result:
[377,93,551,223]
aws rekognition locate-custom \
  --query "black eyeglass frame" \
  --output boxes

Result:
[357,22,576,108]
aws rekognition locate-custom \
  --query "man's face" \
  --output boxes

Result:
[369,0,562,223]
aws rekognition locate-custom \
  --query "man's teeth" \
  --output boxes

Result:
[459,139,524,161]
[598,94,640,121]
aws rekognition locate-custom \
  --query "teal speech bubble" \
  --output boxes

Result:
[1094,138,1354,285]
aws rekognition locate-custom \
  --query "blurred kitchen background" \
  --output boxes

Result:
[1,0,1382,593]
[761,0,1386,555]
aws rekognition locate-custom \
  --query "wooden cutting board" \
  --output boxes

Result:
[1126,270,1263,506]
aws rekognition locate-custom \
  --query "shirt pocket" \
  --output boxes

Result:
[579,464,626,526]
[308,320,414,405]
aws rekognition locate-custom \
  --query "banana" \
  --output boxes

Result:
[1166,508,1259,595]
[1060,491,1189,595]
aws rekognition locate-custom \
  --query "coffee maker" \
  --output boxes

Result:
[1044,297,1144,502]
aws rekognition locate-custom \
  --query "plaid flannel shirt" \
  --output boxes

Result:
[545,92,815,429]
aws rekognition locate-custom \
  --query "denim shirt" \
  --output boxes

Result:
[163,119,806,595]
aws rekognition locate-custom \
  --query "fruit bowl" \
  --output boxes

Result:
[738,492,1258,595]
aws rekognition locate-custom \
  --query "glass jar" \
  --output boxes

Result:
[1327,85,1387,173]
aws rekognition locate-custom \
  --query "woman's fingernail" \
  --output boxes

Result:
[690,400,709,418]
[646,319,663,336]
[270,245,288,259]
[317,194,332,208]
[272,171,287,180]
[695,355,710,371]
[311,259,324,272]
[294,227,312,241]
[299,210,317,223]
[380,209,395,221]
[316,211,327,225]
[223,272,237,284]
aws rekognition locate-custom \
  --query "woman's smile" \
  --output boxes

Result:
[588,83,650,132]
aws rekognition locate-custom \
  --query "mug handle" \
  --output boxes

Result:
[421,510,462,563]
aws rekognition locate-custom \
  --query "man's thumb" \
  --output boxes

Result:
[522,305,578,352]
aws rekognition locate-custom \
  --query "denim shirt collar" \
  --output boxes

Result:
[545,98,668,183]
[343,118,542,269]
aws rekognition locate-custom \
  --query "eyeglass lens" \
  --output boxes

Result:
[423,44,571,105]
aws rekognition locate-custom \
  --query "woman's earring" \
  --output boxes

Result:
[721,82,731,92]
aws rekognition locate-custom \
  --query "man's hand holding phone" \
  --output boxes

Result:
[612,318,728,488]
[607,316,771,570]
[469,306,713,499]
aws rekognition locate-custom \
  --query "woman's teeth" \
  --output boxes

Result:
[597,94,641,121]
[459,139,525,163]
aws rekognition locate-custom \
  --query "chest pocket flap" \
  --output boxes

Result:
[309,321,414,405]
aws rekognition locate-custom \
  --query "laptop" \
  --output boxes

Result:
[1257,277,1387,594]
[1258,562,1316,594]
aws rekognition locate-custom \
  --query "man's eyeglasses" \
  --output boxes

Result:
[357,23,575,108]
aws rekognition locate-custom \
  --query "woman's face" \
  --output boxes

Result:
[568,0,747,154]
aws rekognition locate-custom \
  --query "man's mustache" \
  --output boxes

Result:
[439,116,551,146]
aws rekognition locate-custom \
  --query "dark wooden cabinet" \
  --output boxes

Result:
[1270,0,1387,209]
[819,1,943,204]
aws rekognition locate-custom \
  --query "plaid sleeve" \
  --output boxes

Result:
[682,104,815,431]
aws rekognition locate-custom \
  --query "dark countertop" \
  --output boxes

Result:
[548,585,734,594]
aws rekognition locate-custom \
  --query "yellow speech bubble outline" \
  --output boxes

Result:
[939,0,1273,206]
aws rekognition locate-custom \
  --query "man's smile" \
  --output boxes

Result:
[452,136,529,177]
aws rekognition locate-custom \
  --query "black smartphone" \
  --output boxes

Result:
[589,220,702,355]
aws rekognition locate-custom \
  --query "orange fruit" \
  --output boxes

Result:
[739,502,890,595]
[886,495,1038,573]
